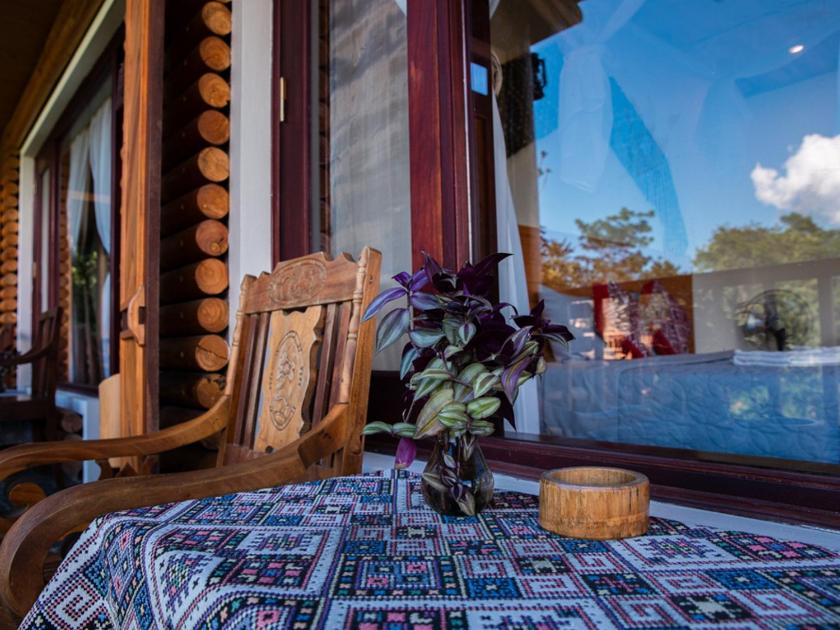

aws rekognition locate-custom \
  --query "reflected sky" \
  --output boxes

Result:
[529,0,840,270]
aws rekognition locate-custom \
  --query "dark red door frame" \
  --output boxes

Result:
[407,0,472,270]
[272,0,312,264]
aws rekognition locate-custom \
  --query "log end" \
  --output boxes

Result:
[202,1,233,37]
[196,184,230,219]
[197,73,231,108]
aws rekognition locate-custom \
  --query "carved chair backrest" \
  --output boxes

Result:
[218,248,381,477]
[30,308,61,402]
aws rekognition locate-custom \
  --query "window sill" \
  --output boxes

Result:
[365,433,840,529]
[362,451,840,547]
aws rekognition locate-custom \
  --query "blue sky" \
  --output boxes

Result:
[527,0,840,271]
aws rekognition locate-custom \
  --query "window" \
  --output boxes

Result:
[33,45,121,388]
[487,0,840,475]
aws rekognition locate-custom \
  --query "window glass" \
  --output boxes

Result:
[491,0,840,471]
[315,0,411,369]
[62,89,113,385]
[39,170,50,309]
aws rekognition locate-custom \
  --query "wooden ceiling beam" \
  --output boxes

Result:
[0,0,106,162]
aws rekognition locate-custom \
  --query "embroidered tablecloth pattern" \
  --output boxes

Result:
[21,470,840,628]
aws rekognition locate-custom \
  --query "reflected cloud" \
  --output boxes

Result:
[751,133,840,224]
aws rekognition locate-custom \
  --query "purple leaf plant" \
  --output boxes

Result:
[361,253,573,514]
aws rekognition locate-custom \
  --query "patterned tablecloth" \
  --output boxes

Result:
[21,470,840,629]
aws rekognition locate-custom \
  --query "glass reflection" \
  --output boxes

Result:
[491,0,840,469]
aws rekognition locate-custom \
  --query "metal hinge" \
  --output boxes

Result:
[279,76,287,123]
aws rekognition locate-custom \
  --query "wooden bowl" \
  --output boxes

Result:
[539,467,649,540]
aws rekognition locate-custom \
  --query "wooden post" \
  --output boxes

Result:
[162,147,229,201]
[119,0,165,438]
[165,73,230,129]
[163,110,230,169]
[159,297,228,335]
[160,258,228,303]
[160,219,229,270]
[160,370,225,408]
[159,334,230,371]
[161,183,229,235]
[166,36,231,93]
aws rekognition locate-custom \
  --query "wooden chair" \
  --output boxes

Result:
[0,249,381,616]
[0,309,61,443]
[0,325,13,352]
[0,324,16,392]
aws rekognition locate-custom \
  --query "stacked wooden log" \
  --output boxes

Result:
[0,155,20,386]
[57,155,71,378]
[159,1,232,434]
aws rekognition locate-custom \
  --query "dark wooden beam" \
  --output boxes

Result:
[0,0,106,162]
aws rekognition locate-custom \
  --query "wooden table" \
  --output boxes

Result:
[19,470,840,628]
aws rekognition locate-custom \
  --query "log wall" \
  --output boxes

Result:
[58,153,71,379]
[0,155,20,387]
[159,0,232,436]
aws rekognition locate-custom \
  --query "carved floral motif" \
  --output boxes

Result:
[268,331,305,431]
[270,260,326,304]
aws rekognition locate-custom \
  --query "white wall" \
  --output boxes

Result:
[228,0,275,335]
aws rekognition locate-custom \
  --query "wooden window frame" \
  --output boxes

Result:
[32,35,123,392]
[272,0,840,528]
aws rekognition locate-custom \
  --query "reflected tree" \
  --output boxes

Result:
[694,212,840,271]
[541,207,680,290]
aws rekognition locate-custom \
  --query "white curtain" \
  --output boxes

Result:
[493,98,541,434]
[88,98,113,376]
[67,129,90,258]
[88,99,112,255]
[487,0,540,434]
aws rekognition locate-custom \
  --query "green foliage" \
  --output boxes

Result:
[694,212,840,271]
[542,208,680,290]
[542,209,840,293]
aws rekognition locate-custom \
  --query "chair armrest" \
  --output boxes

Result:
[0,346,50,370]
[0,402,350,617]
[0,397,231,482]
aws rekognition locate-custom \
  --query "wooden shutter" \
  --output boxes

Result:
[119,0,164,438]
